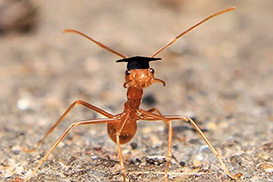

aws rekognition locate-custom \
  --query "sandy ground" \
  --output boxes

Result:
[0,0,273,181]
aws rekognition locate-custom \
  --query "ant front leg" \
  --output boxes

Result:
[146,108,186,142]
[140,109,173,180]
[115,113,130,181]
[145,108,176,174]
[23,100,114,152]
[116,134,126,181]
[25,118,117,181]
[140,109,242,180]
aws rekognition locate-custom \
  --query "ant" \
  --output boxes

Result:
[22,7,242,181]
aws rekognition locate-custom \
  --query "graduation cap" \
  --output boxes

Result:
[116,56,161,70]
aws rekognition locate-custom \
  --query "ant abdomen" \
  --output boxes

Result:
[107,119,137,144]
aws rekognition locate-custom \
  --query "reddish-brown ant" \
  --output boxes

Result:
[23,7,242,181]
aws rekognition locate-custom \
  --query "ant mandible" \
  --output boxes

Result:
[23,7,242,181]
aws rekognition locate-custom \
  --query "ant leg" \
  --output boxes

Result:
[116,134,126,181]
[164,120,173,180]
[140,109,173,180]
[140,109,241,179]
[23,100,114,152]
[146,108,186,142]
[146,109,173,177]
[25,117,117,181]
[114,113,130,181]
[174,116,242,179]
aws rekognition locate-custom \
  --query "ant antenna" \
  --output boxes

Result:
[151,7,236,58]
[64,29,128,59]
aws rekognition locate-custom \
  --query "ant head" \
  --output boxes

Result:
[116,56,166,88]
[65,7,235,89]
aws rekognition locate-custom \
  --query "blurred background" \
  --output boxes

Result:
[0,0,272,181]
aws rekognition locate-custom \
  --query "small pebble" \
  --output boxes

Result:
[207,121,217,130]
[193,159,201,167]
[17,98,30,110]
[129,159,135,165]
[12,146,21,155]
[179,161,186,167]
[145,156,165,165]
[130,142,138,149]
[135,158,142,163]
[90,155,99,160]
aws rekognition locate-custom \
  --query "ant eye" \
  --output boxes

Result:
[149,68,155,74]
[125,70,131,75]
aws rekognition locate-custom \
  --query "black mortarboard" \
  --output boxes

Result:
[116,56,161,70]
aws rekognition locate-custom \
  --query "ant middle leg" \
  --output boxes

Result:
[25,117,117,181]
[23,100,114,152]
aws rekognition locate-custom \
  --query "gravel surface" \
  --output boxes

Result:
[0,0,272,182]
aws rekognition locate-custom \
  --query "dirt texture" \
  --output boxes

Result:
[0,0,273,182]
